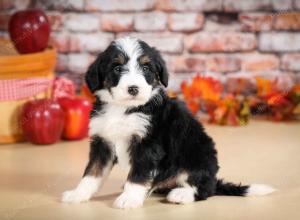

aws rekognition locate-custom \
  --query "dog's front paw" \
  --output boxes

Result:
[113,192,144,209]
[62,189,91,204]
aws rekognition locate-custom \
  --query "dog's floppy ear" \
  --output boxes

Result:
[85,55,104,93]
[153,49,169,87]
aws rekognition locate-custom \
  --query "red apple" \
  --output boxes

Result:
[58,97,92,140]
[9,9,50,54]
[21,99,64,145]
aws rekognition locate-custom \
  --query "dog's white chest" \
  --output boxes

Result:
[89,105,150,169]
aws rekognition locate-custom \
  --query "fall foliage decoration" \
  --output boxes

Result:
[80,83,96,103]
[181,74,300,126]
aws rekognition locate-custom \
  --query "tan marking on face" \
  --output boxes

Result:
[114,53,126,65]
[139,55,151,65]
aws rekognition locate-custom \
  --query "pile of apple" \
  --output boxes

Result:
[8,9,93,144]
[21,95,92,145]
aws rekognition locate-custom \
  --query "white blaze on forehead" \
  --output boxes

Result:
[114,37,142,69]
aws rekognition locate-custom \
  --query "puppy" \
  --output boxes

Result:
[62,37,275,209]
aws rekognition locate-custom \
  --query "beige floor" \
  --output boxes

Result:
[0,121,299,220]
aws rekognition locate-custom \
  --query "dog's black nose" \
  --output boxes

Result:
[128,86,139,96]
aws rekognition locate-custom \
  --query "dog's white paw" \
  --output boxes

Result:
[61,189,91,204]
[113,192,144,209]
[167,187,196,204]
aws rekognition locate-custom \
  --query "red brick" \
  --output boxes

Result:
[67,53,95,74]
[134,12,167,32]
[239,12,300,31]
[226,71,279,85]
[101,14,134,32]
[12,0,31,10]
[169,55,206,73]
[239,13,273,32]
[118,33,183,54]
[241,53,279,71]
[0,0,13,10]
[259,33,300,52]
[0,0,31,11]
[206,55,241,73]
[86,0,155,12]
[168,73,195,91]
[55,54,69,72]
[168,13,204,32]
[156,0,222,11]
[69,33,114,52]
[0,12,10,31]
[295,73,300,84]
[274,72,296,91]
[64,14,100,32]
[223,0,272,11]
[50,32,70,53]
[273,12,300,30]
[272,0,293,10]
[0,32,8,39]
[294,0,300,10]
[281,53,300,71]
[185,32,256,53]
[203,19,241,32]
[203,72,225,82]
[47,12,64,31]
[35,0,84,11]
[169,72,225,92]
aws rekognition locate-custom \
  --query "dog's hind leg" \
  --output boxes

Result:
[166,172,197,204]
[166,171,216,204]
[62,136,114,203]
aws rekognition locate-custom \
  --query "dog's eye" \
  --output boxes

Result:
[142,65,149,72]
[114,66,121,73]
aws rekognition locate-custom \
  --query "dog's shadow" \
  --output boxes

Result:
[92,192,171,208]
[0,171,175,208]
[93,192,120,202]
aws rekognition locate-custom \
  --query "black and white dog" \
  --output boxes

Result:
[62,37,275,209]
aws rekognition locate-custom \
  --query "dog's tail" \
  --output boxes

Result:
[215,179,276,196]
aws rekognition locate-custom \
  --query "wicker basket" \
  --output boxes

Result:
[0,39,56,144]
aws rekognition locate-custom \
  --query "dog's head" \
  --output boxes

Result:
[85,37,168,107]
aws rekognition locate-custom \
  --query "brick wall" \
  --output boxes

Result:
[1,0,300,92]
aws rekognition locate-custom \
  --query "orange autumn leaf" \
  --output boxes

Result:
[256,76,277,97]
[267,93,288,106]
[181,75,251,125]
[214,104,227,124]
[189,75,223,102]
[181,75,223,114]
[187,100,200,115]
[291,84,300,94]
[80,84,96,103]
[181,81,192,100]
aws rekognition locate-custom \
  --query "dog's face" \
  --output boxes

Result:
[85,37,168,107]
